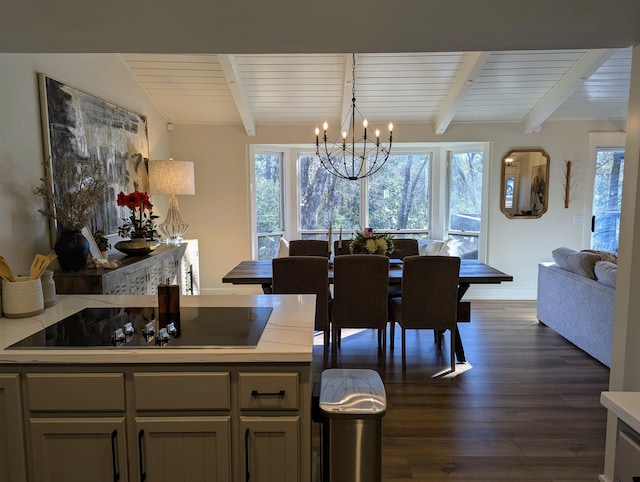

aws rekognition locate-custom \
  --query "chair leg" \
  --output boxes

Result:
[389,321,395,350]
[433,330,443,350]
[401,327,407,372]
[323,329,330,368]
[450,326,456,372]
[331,326,338,367]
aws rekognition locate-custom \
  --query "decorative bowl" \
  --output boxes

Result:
[114,239,160,256]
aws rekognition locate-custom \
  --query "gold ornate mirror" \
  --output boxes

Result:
[500,148,550,219]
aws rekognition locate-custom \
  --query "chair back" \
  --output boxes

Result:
[332,255,389,329]
[288,239,330,257]
[272,256,329,331]
[333,240,351,257]
[399,255,460,329]
[390,238,419,259]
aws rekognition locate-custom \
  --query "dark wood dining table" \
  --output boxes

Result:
[222,258,513,363]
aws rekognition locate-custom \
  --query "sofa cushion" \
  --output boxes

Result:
[595,260,617,288]
[552,247,600,279]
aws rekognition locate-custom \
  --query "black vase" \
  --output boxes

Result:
[55,230,90,271]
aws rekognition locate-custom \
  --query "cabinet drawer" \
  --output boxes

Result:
[27,373,125,412]
[134,372,230,410]
[239,373,299,410]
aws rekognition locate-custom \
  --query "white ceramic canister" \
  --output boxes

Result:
[41,270,56,307]
[2,276,45,318]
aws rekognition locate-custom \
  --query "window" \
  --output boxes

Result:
[251,143,489,260]
[591,148,624,252]
[297,152,431,243]
[298,154,360,233]
[368,154,430,232]
[448,151,484,259]
[253,152,284,260]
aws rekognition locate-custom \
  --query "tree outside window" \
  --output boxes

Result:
[448,151,483,259]
[255,153,284,259]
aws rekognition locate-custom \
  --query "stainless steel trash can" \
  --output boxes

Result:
[319,368,387,482]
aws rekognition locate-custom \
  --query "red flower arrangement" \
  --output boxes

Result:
[117,190,158,240]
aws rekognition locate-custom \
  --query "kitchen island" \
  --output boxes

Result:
[0,293,316,482]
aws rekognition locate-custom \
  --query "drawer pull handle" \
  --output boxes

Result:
[251,389,285,398]
[245,428,251,482]
[111,429,120,481]
[138,429,146,481]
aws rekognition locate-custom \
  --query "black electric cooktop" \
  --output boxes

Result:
[7,306,272,349]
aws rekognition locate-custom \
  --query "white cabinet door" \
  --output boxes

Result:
[240,417,299,482]
[0,375,27,482]
[136,417,232,482]
[30,418,128,482]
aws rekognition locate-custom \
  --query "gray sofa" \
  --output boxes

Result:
[536,247,617,367]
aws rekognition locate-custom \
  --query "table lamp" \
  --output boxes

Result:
[149,159,195,243]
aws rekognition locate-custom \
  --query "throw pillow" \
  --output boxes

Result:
[421,239,452,256]
[276,237,289,258]
[595,260,617,288]
[552,247,600,279]
[551,247,576,271]
[582,249,618,264]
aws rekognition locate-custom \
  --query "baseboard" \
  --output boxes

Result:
[598,474,610,482]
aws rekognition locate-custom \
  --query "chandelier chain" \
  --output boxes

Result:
[314,53,393,181]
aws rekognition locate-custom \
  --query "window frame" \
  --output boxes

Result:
[250,142,490,261]
[445,146,491,261]
[249,147,287,259]
[584,132,626,250]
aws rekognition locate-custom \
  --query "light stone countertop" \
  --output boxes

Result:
[0,294,316,365]
[601,391,640,434]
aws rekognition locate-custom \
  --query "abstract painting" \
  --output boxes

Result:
[39,74,150,239]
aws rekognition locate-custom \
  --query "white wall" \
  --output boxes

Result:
[0,53,170,275]
[169,119,624,298]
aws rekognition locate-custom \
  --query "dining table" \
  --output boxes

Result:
[222,258,513,363]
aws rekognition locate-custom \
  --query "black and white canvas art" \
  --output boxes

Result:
[39,74,150,238]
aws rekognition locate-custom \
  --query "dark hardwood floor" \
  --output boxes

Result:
[310,301,610,482]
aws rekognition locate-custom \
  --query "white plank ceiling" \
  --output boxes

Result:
[122,47,632,136]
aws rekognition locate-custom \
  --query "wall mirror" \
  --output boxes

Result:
[500,148,550,219]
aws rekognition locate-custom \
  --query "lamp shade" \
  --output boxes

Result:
[149,160,195,195]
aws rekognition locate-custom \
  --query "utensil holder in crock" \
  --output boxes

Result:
[2,276,45,318]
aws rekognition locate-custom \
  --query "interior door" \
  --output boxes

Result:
[591,148,625,252]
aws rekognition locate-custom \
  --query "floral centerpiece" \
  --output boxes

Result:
[117,190,158,240]
[114,190,159,255]
[349,231,395,255]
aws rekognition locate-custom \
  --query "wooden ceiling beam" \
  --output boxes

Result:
[434,51,490,135]
[218,54,257,136]
[522,49,614,134]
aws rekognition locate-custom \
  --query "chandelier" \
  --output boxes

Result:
[315,53,393,181]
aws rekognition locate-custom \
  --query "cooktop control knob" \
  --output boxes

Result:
[112,328,125,344]
[157,327,170,345]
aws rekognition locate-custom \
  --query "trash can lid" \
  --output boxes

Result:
[319,368,387,415]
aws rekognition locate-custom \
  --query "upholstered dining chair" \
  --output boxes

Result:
[288,239,330,257]
[331,254,389,367]
[388,255,461,373]
[272,256,331,366]
[333,240,351,257]
[389,238,419,260]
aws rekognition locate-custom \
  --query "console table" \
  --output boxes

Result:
[54,239,199,295]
